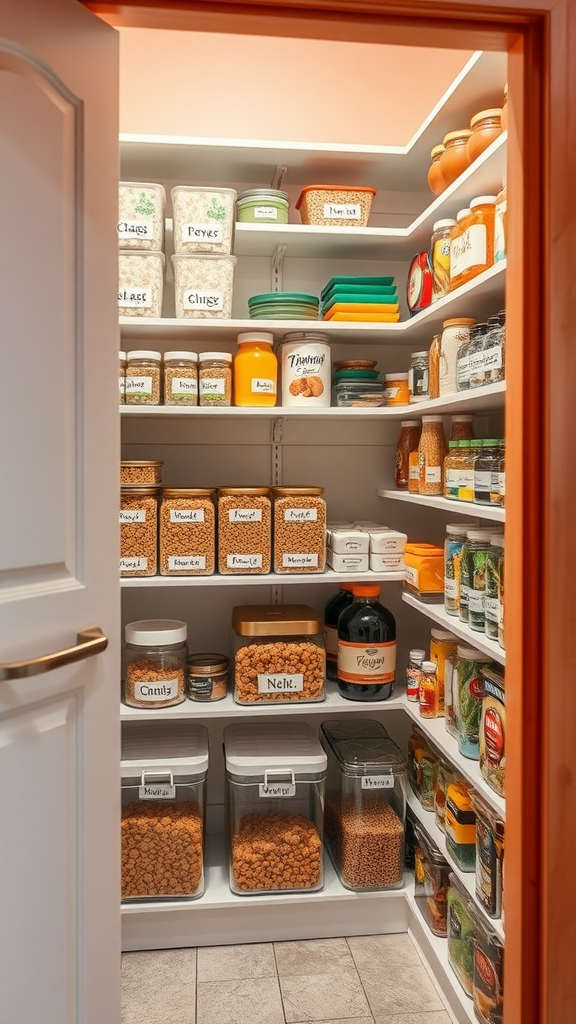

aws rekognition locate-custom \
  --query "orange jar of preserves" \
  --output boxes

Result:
[428,145,446,195]
[467,108,503,163]
[448,210,471,291]
[418,415,447,496]
[450,196,496,290]
[233,331,277,407]
[439,130,472,188]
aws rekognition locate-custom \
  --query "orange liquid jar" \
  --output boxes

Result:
[233,331,278,407]
[449,209,472,291]
[439,130,472,188]
[428,145,446,195]
[450,196,496,290]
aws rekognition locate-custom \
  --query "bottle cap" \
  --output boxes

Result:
[421,661,437,673]
[352,585,380,597]
[340,583,355,592]
[409,649,426,660]
[432,219,457,231]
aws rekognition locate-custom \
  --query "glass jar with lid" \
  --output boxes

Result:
[217,487,271,574]
[320,719,407,891]
[272,486,326,573]
[125,350,162,405]
[429,333,441,399]
[459,529,494,624]
[187,654,229,702]
[444,441,465,499]
[451,196,497,290]
[123,619,188,708]
[467,323,489,388]
[467,108,503,163]
[232,604,325,704]
[396,420,421,489]
[485,536,505,641]
[444,523,472,618]
[409,351,430,401]
[119,351,127,404]
[474,440,502,504]
[236,188,290,224]
[163,351,198,406]
[120,486,159,577]
[439,130,472,187]
[198,352,232,406]
[413,820,451,935]
[457,440,475,501]
[159,488,215,576]
[418,415,447,495]
[483,312,506,384]
[431,219,457,300]
[451,415,475,441]
[233,331,277,407]
[440,317,476,396]
[428,144,446,195]
[448,209,472,291]
[280,331,331,407]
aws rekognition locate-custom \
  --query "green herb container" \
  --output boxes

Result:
[455,646,495,760]
[237,189,290,224]
[172,185,237,255]
[447,872,478,996]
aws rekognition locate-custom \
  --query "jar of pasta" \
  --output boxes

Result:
[418,416,447,495]
[272,487,326,573]
[120,487,159,576]
[159,488,215,575]
[431,219,456,301]
[199,352,232,406]
[163,351,198,406]
[217,487,271,574]
[125,350,162,405]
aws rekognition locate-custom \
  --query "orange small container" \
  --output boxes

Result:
[439,130,472,188]
[428,145,446,195]
[450,197,496,290]
[449,209,472,292]
[404,543,445,602]
[467,108,503,164]
[233,331,277,407]
[296,185,376,227]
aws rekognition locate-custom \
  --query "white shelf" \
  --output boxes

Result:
[406,790,504,940]
[402,592,505,666]
[379,490,506,522]
[408,896,475,1024]
[120,568,405,589]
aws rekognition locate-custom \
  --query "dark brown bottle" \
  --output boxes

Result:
[337,584,397,701]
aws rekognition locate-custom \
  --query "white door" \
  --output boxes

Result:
[0,2,120,1022]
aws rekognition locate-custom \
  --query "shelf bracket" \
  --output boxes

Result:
[271,244,286,292]
[271,165,288,191]
[271,417,284,486]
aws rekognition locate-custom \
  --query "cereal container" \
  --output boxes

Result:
[120,487,159,577]
[159,488,215,576]
[272,486,326,573]
[121,460,163,486]
[123,619,188,709]
[223,722,327,895]
[320,719,407,891]
[217,487,271,574]
[118,181,166,250]
[118,251,165,317]
[413,820,451,935]
[279,331,331,407]
[125,351,162,406]
[231,604,325,705]
[171,185,237,254]
[121,721,208,900]
[172,254,237,318]
[296,185,376,227]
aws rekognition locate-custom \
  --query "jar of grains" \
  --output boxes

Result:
[121,460,163,486]
[231,604,326,704]
[272,486,326,573]
[163,351,198,406]
[429,334,441,399]
[198,352,232,406]
[431,219,457,301]
[443,441,466,499]
[418,416,447,495]
[217,487,271,574]
[396,420,421,489]
[125,350,162,405]
[120,487,159,577]
[119,351,127,404]
[159,488,215,576]
[440,318,476,396]
[409,351,430,402]
[123,619,188,708]
[187,653,229,702]
[451,415,475,441]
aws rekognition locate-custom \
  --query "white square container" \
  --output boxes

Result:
[370,552,405,573]
[172,254,237,319]
[327,527,370,554]
[364,528,408,554]
[172,185,237,254]
[118,181,166,250]
[327,549,369,573]
[118,250,165,318]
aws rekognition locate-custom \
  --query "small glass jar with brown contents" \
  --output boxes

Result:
[272,486,326,573]
[159,488,215,575]
[199,352,232,406]
[396,420,421,489]
[123,619,188,708]
[120,487,159,576]
[125,350,162,405]
[418,416,447,495]
[163,351,198,406]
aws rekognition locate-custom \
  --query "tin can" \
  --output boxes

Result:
[280,332,331,407]
[187,654,229,701]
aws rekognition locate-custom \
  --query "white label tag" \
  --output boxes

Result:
[251,378,276,394]
[444,577,459,598]
[118,286,152,308]
[469,349,485,372]
[469,591,485,613]
[119,378,125,395]
[450,224,487,279]
[227,554,263,569]
[475,471,492,491]
[170,508,205,523]
[259,783,296,798]
[409,464,420,481]
[405,564,419,586]
[254,206,278,220]
[120,509,146,524]
[282,553,319,568]
[229,508,262,523]
[323,202,361,220]
[138,784,176,800]
[425,466,442,483]
[445,469,469,489]
[120,556,148,571]
[284,508,318,522]
[257,673,304,693]
[117,217,154,240]
[134,678,180,702]
[499,472,506,497]
[485,596,499,622]
[181,223,223,243]
[200,377,225,396]
[457,356,470,385]
[482,345,503,371]
[168,555,206,571]
[361,775,394,790]
[183,289,224,311]
[125,375,153,396]
[171,376,198,396]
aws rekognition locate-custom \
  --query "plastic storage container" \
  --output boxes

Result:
[125,350,162,406]
[233,331,277,407]
[120,486,159,577]
[272,486,326,573]
[159,488,215,576]
[236,188,290,223]
[172,254,236,318]
[121,460,163,486]
[118,250,165,318]
[472,791,504,919]
[171,185,237,254]
[413,819,451,935]
[199,352,232,406]
[455,645,495,759]
[120,721,208,900]
[296,184,376,226]
[123,619,188,709]
[232,604,325,704]
[223,722,327,895]
[404,543,444,602]
[187,654,229,702]
[320,719,407,891]
[447,872,477,995]
[163,351,198,406]
[280,331,331,407]
[119,351,126,403]
[118,181,166,250]
[474,913,505,1024]
[218,487,271,574]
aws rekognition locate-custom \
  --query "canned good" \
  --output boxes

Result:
[280,332,331,407]
[187,654,229,701]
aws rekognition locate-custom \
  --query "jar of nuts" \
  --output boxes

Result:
[121,461,163,486]
[320,720,407,891]
[120,487,159,576]
[231,604,326,704]
[223,722,327,895]
[125,350,162,405]
[121,721,208,901]
[199,352,232,406]
[163,351,198,406]
[123,619,188,708]
[217,487,271,574]
[160,488,215,575]
[272,486,326,573]
[418,416,447,496]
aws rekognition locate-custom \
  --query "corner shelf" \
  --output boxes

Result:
[402,592,505,666]
[379,490,505,522]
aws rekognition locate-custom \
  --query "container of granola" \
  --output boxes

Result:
[231,605,326,704]
[171,185,237,254]
[118,181,166,250]
[172,254,236,318]
[118,251,165,318]
[123,619,188,708]
[272,486,326,573]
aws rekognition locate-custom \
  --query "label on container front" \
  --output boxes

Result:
[499,472,506,497]
[125,376,153,397]
[119,378,125,396]
[118,286,153,308]
[183,289,224,311]
[474,471,492,493]
[323,202,361,220]
[284,508,318,522]
[229,508,262,523]
[200,377,225,397]
[469,349,485,374]
[171,376,198,396]
[257,673,304,693]
[259,782,296,798]
[483,346,503,371]
[120,556,148,571]
[170,508,205,523]
[337,639,396,683]
[445,469,469,490]
[425,466,442,484]
[361,775,394,790]
[251,378,276,394]
[254,206,278,220]
[168,555,206,571]
[323,624,338,662]
[494,199,507,262]
[181,223,223,243]
[404,564,419,587]
[282,553,319,568]
[457,356,470,387]
[450,224,487,279]
[444,577,459,599]
[469,590,485,613]
[485,596,499,623]
[227,554,263,569]
[117,217,154,240]
[134,678,180,702]
[120,509,146,524]
[409,463,420,481]
[138,783,176,800]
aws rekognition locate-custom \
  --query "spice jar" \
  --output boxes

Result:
[428,144,446,195]
[460,529,494,626]
[439,317,476,397]
[125,350,162,405]
[187,653,229,701]
[479,665,506,796]
[467,108,503,163]
[272,486,326,573]
[419,660,443,718]
[431,219,456,301]
[467,323,489,388]
[163,351,198,406]
[123,619,188,708]
[199,352,232,406]
[395,420,421,489]
[445,783,476,871]
[444,441,466,499]
[439,130,472,187]
[474,440,502,505]
[413,823,451,937]
[159,488,215,576]
[429,334,441,399]
[494,183,507,263]
[406,647,426,701]
[444,523,471,618]
[418,415,447,495]
[233,331,277,407]
[409,351,429,402]
[384,372,410,406]
[217,487,272,574]
[452,196,497,290]
[451,415,475,441]
[120,487,159,577]
[448,209,471,291]
[236,188,290,224]
[119,351,127,403]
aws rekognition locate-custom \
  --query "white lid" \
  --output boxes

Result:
[237,332,274,346]
[171,184,237,198]
[127,350,161,361]
[400,420,420,426]
[119,180,166,202]
[410,351,429,358]
[446,523,472,536]
[164,351,198,361]
[467,529,496,541]
[119,351,126,360]
[409,649,426,659]
[422,415,444,422]
[470,195,497,207]
[433,219,457,230]
[451,415,473,422]
[456,645,494,660]
[431,628,458,642]
[421,661,437,673]
[385,372,409,381]
[125,618,187,645]
[491,535,505,548]
[121,721,208,777]
[224,722,327,778]
[199,352,232,363]
[457,208,471,220]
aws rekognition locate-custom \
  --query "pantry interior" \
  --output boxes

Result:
[114,19,512,1024]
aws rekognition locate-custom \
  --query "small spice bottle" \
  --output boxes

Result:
[409,351,430,402]
[163,351,198,406]
[396,420,421,489]
[187,653,229,701]
[451,415,475,441]
[119,351,127,404]
[406,648,426,702]
[431,219,457,301]
[485,536,505,641]
[428,334,441,399]
[123,619,188,708]
[199,352,232,406]
[419,660,443,718]
[467,323,489,388]
[418,415,447,495]
[125,350,162,405]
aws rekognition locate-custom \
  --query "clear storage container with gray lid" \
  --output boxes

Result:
[120,721,208,902]
[319,719,407,891]
[223,722,327,896]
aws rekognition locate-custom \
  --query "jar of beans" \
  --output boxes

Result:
[199,352,232,406]
[217,487,271,574]
[163,351,198,405]
[125,350,162,405]
[120,487,159,576]
[272,486,326,573]
[123,619,188,708]
[418,416,447,495]
[159,488,215,575]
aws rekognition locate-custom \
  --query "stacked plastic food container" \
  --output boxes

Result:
[118,181,166,318]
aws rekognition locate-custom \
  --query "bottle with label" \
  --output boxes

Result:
[444,523,471,617]
[485,536,505,641]
[440,317,476,396]
[337,584,397,702]
[418,415,447,495]
[494,183,507,262]
[459,528,494,623]
[448,208,472,291]
[406,648,426,701]
[125,350,162,406]
[452,195,496,290]
[324,584,355,681]
[233,331,278,407]
[474,440,501,504]
[409,351,430,401]
[484,313,506,384]
[419,660,443,718]
[467,323,489,388]
[431,218,457,300]
[444,441,466,499]
[395,419,421,489]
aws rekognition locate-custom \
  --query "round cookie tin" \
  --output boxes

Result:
[279,332,331,407]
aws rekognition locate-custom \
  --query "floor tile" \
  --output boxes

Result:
[280,968,372,1022]
[347,933,423,970]
[196,976,284,1024]
[359,963,445,1017]
[291,1019,374,1024]
[197,942,276,982]
[374,1014,452,1024]
[274,936,356,977]
[121,949,196,1024]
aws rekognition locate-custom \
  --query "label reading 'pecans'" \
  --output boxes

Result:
[120,557,148,571]
[258,782,296,798]
[183,289,224,311]
[181,223,223,243]
[120,509,146,524]
[134,678,180,702]
[361,775,394,790]
[282,553,319,568]
[168,555,206,571]
[323,202,361,220]
[117,217,153,239]
[138,783,176,800]
[125,376,153,397]
[251,378,276,394]
[254,206,278,219]
[170,508,204,523]
[284,508,318,522]
[227,554,263,569]
[118,286,153,308]
[257,673,304,693]
[229,508,262,523]
[200,377,225,397]
[171,377,198,396]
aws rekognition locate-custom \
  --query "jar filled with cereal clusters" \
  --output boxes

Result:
[125,350,162,405]
[231,604,326,705]
[120,487,159,576]
[159,488,215,576]
[163,351,198,406]
[123,619,188,708]
[217,487,271,574]
[120,721,208,901]
[199,352,232,406]
[223,722,327,895]
[272,486,326,573]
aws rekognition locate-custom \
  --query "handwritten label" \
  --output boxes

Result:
[444,577,459,599]
[118,286,152,308]
[254,206,278,220]
[258,673,304,693]
[168,555,206,571]
[259,783,296,798]
[450,224,487,279]
[134,679,180,702]
[323,202,361,220]
[282,553,319,568]
[284,508,318,522]
[138,784,176,800]
[251,378,276,394]
[125,376,152,396]
[120,509,146,524]
[117,217,153,239]
[120,556,148,571]
[227,554,263,569]
[482,346,503,371]
[181,223,223,243]
[425,466,442,483]
[170,508,204,523]
[404,564,419,587]
[200,377,225,396]
[183,289,223,310]
[171,376,198,396]
[229,508,262,523]
[361,775,394,790]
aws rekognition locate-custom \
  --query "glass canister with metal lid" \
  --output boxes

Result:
[231,604,326,704]
[236,188,290,224]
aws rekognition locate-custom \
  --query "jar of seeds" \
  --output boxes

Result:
[125,350,162,405]
[159,488,215,575]
[272,487,326,573]
[163,351,198,406]
[217,487,272,573]
[120,487,159,576]
[123,619,188,708]
[199,352,232,406]
[119,351,127,403]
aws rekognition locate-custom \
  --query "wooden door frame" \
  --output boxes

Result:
[86,3,575,1023]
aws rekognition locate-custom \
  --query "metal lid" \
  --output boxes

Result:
[272,486,324,496]
[470,195,497,207]
[121,460,163,468]
[162,488,214,498]
[125,619,187,645]
[224,722,327,778]
[413,820,449,866]
[446,523,472,536]
[127,350,162,361]
[119,351,127,360]
[385,372,409,381]
[187,653,229,674]
[280,331,330,345]
[456,644,494,660]
[218,486,270,496]
[400,420,420,427]
[237,188,290,203]
[121,486,160,496]
[164,351,198,362]
[232,604,321,637]
[121,721,208,777]
[199,352,233,362]
[431,628,458,642]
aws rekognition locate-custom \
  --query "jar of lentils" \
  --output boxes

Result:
[418,416,447,495]
[163,351,198,406]
[217,487,272,574]
[120,487,159,576]
[125,350,162,405]
[272,486,327,573]
[160,488,215,576]
[199,352,232,406]
[123,619,188,709]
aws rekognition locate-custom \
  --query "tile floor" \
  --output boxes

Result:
[121,934,454,1024]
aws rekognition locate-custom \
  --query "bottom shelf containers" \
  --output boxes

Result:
[447,873,477,996]
[413,820,451,936]
[447,873,504,1022]
[223,722,327,895]
[320,719,407,891]
[120,722,208,901]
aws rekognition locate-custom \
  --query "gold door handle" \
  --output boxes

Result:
[0,627,108,680]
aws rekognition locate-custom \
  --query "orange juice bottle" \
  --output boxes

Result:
[233,331,278,407]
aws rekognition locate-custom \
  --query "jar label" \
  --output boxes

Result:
[469,590,485,613]
[227,553,263,569]
[117,217,154,240]
[259,782,296,798]
[257,673,304,693]
[118,286,152,308]
[120,556,147,571]
[168,555,206,570]
[457,356,470,386]
[425,466,442,483]
[494,199,507,261]
[409,463,420,481]
[254,206,278,220]
[125,376,153,397]
[170,508,205,523]
[284,508,318,522]
[229,508,262,523]
[499,472,506,497]
[323,202,361,220]
[384,386,400,399]
[361,775,394,789]
[120,509,146,524]
[251,378,276,394]
[134,678,180,702]
[475,471,492,492]
[469,349,485,372]
[181,222,223,243]
[282,553,319,568]
[405,667,420,699]
[171,376,198,396]
[323,624,338,660]
[485,596,499,622]
[445,469,469,488]
[119,377,125,395]
[405,564,419,587]
[138,783,176,800]
[450,223,487,279]
[337,639,396,683]
[483,345,503,371]
[183,289,224,311]
[200,377,225,397]
[445,577,459,598]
